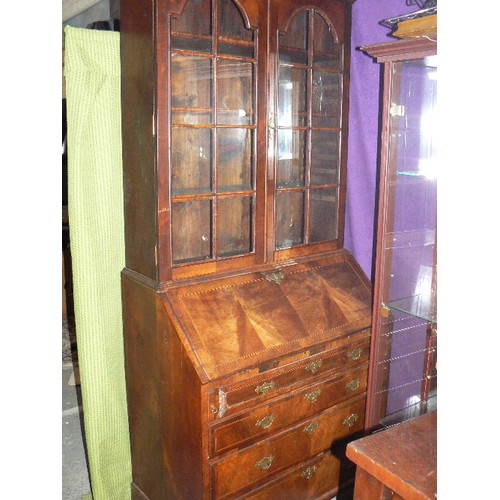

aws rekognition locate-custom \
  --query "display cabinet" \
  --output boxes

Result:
[121,0,371,498]
[361,37,437,431]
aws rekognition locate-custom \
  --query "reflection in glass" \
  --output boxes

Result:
[171,0,212,37]
[367,55,437,430]
[218,0,253,42]
[275,191,304,249]
[217,129,253,191]
[278,66,307,128]
[279,10,308,65]
[171,128,212,194]
[172,200,212,263]
[311,131,340,186]
[312,71,341,128]
[313,12,341,70]
[277,130,306,188]
[217,196,253,257]
[171,56,212,122]
[276,8,344,252]
[217,61,254,125]
[310,188,338,242]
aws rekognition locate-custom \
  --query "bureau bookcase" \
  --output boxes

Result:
[120,0,371,497]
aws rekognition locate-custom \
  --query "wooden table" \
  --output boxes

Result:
[346,411,437,499]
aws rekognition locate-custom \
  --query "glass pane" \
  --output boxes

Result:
[171,0,212,52]
[309,188,338,242]
[368,56,437,431]
[171,128,212,194]
[217,128,253,191]
[171,35,212,53]
[172,200,212,263]
[277,130,306,188]
[217,195,253,257]
[218,0,253,42]
[390,61,437,133]
[313,12,342,70]
[279,11,308,65]
[218,0,254,57]
[275,191,304,249]
[278,66,307,128]
[171,55,212,124]
[310,131,340,186]
[312,71,341,128]
[217,61,254,125]
[387,173,437,236]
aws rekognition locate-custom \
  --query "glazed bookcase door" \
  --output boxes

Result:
[364,41,437,431]
[168,0,264,277]
[269,0,350,262]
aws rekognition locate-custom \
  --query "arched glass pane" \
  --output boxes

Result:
[171,0,212,52]
[313,12,342,70]
[279,11,309,65]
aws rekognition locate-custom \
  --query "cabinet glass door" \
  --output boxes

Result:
[275,9,343,252]
[170,0,257,265]
[368,54,437,430]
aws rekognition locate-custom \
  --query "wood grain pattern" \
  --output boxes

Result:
[121,0,365,497]
[346,411,437,500]
[165,252,371,379]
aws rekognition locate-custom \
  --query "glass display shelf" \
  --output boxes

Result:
[384,290,436,323]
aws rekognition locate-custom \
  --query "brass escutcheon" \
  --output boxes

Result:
[305,359,323,375]
[301,466,317,480]
[346,379,360,391]
[268,113,275,143]
[255,380,276,395]
[303,422,320,435]
[262,270,284,284]
[347,348,362,361]
[304,389,321,404]
[255,455,274,470]
[255,415,275,430]
[343,413,359,428]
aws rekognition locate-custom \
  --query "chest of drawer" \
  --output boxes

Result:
[208,332,370,420]
[210,395,365,499]
[235,450,352,500]
[210,364,367,456]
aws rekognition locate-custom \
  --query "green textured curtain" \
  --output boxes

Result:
[64,26,131,500]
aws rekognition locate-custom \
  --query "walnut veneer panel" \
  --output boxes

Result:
[207,330,370,420]
[212,395,366,498]
[238,451,350,500]
[210,365,367,455]
[165,251,372,380]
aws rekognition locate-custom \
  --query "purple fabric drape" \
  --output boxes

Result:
[346,0,415,278]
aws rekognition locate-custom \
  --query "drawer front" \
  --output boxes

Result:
[211,396,365,499]
[236,451,352,500]
[210,365,367,456]
[208,332,370,419]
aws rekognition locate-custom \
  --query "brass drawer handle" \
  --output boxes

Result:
[346,378,360,391]
[305,359,323,375]
[255,415,275,430]
[304,389,321,404]
[303,422,320,435]
[255,381,276,395]
[347,347,362,361]
[301,465,317,480]
[343,413,359,428]
[255,455,274,470]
